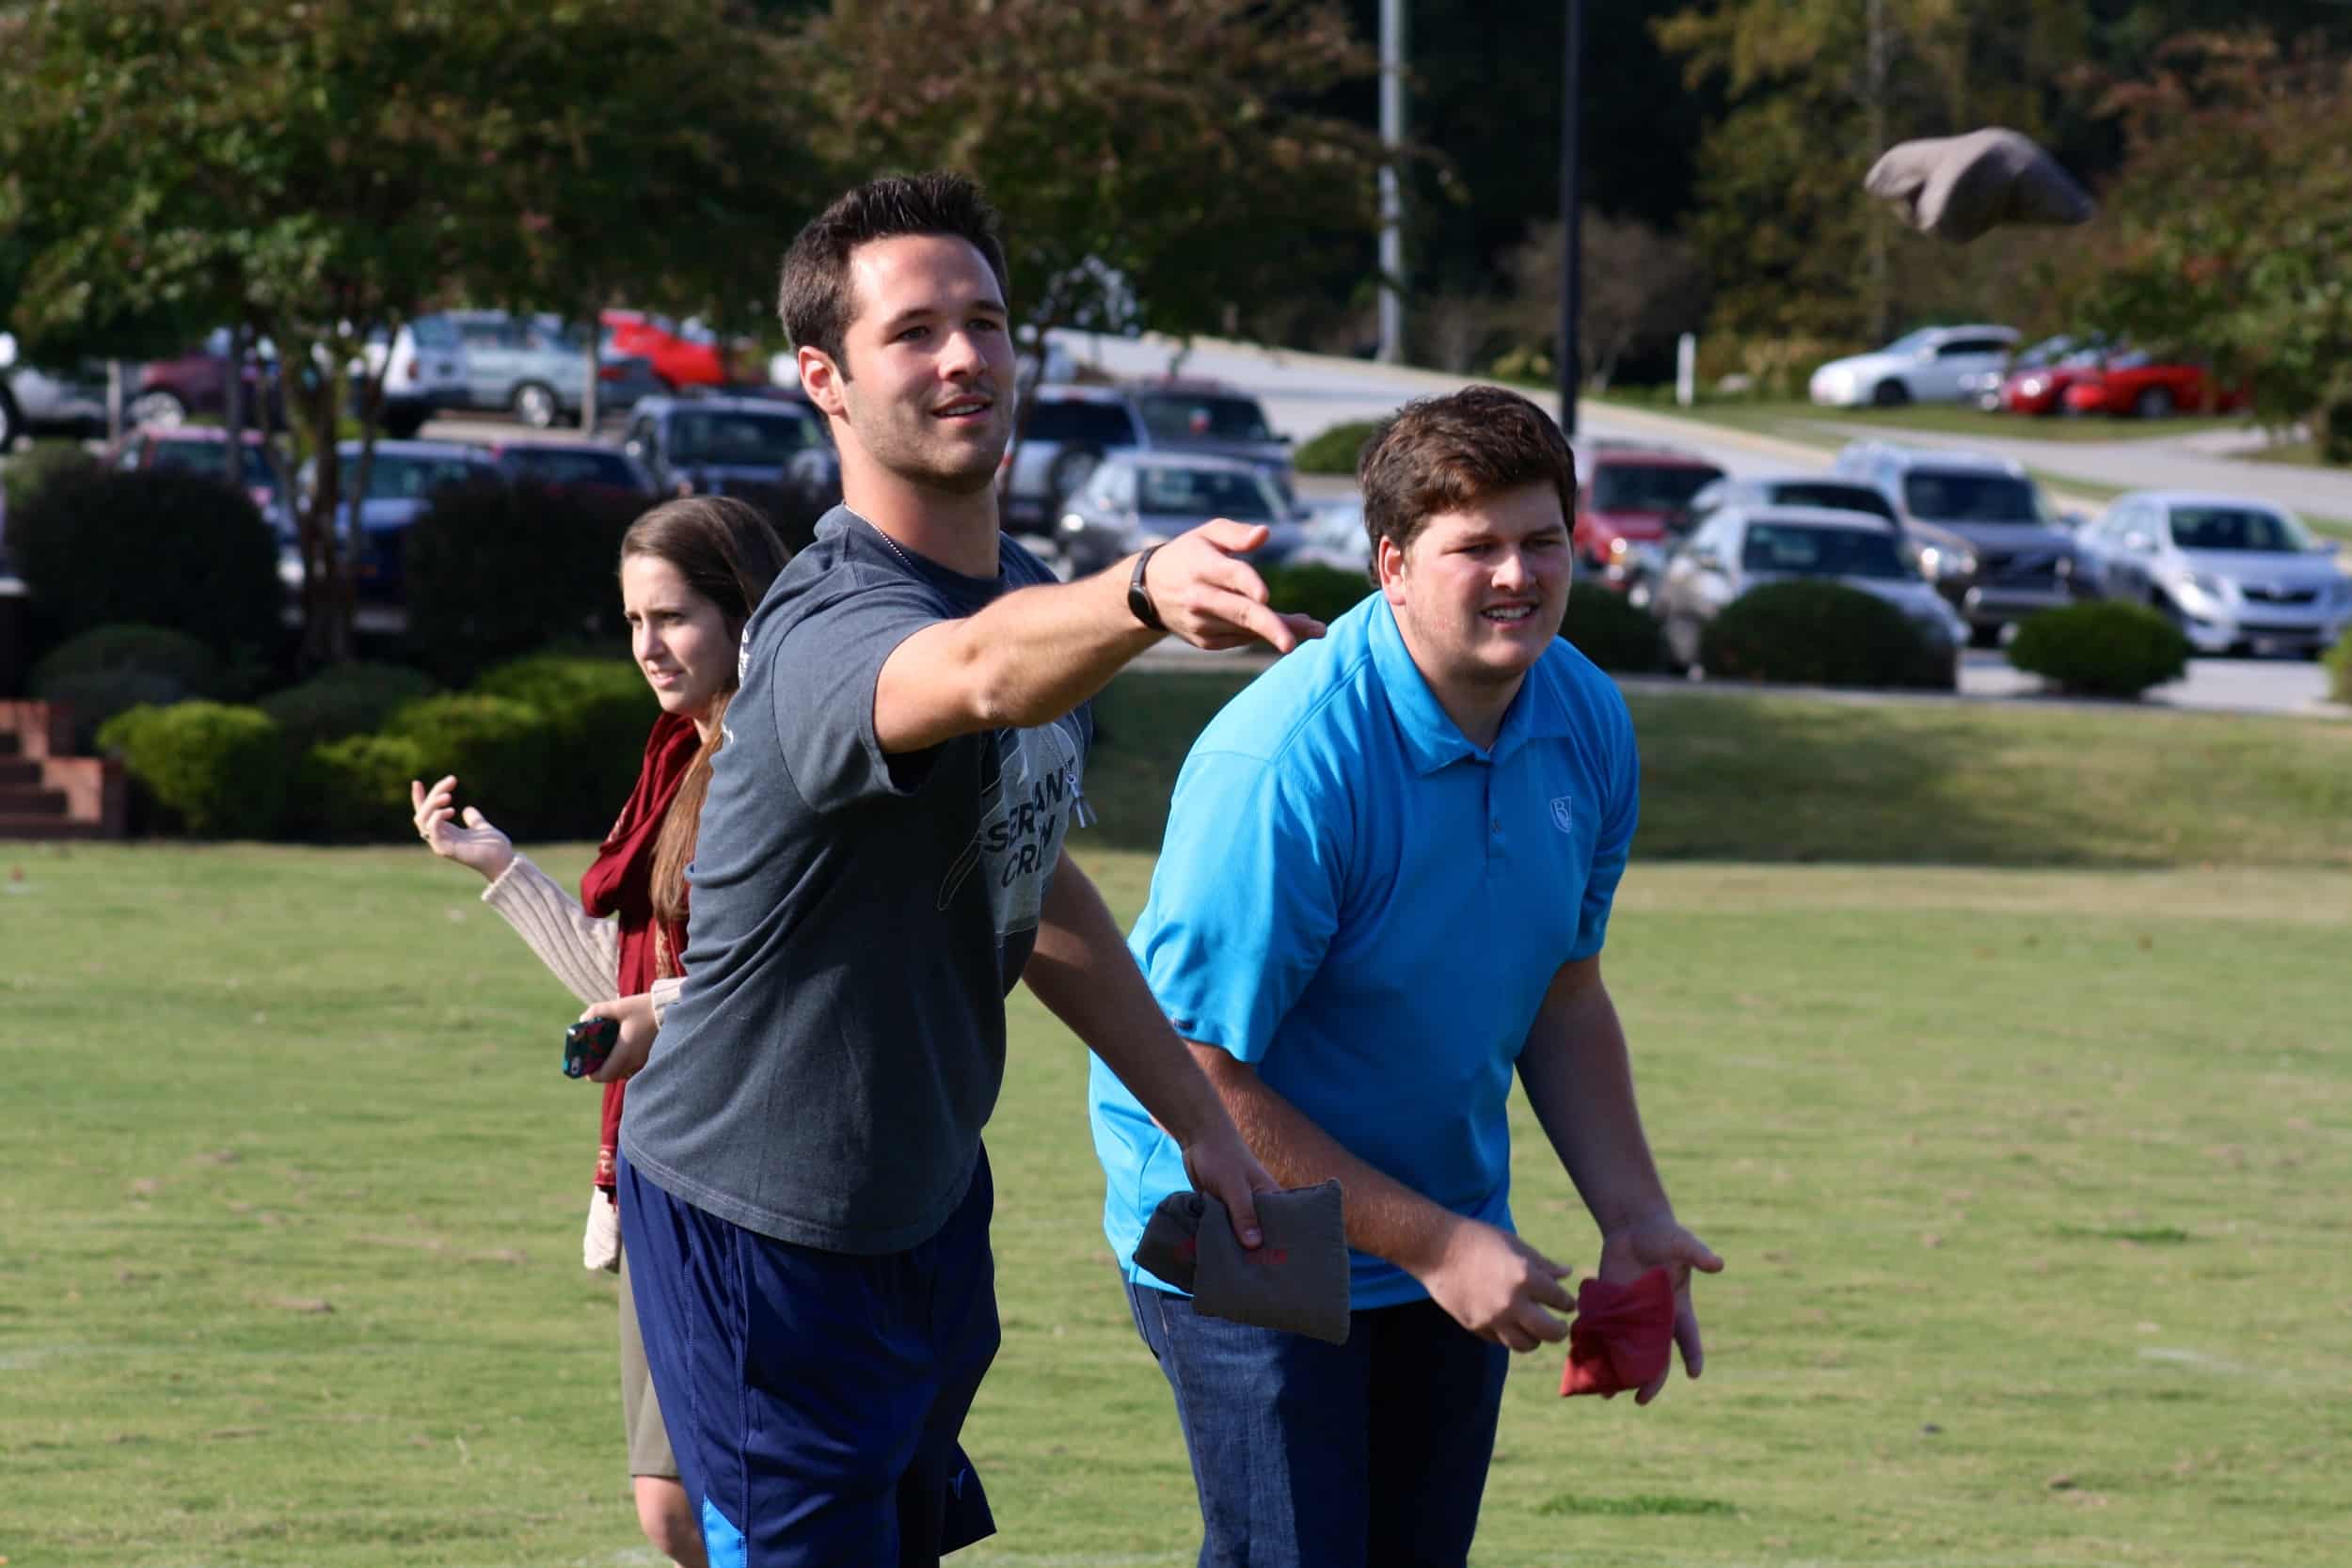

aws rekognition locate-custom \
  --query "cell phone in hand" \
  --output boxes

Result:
[564,1016,619,1079]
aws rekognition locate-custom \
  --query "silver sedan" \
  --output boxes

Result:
[2073,491,2352,657]
[1055,451,1304,578]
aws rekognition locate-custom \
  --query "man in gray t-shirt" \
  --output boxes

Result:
[588,173,1323,1566]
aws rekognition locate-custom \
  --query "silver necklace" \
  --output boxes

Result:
[845,506,922,575]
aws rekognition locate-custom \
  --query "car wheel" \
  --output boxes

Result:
[1046,443,1104,517]
[379,404,427,439]
[511,381,560,429]
[129,388,189,429]
[2134,386,2174,420]
[1968,622,2003,649]
[1871,378,1912,407]
[0,388,20,451]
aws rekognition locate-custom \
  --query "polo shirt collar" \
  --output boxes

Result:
[1369,596,1575,773]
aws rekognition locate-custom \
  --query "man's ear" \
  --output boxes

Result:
[1375,533,1410,605]
[797,344,848,420]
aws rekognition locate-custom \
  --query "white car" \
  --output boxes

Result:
[355,318,470,438]
[1809,325,2020,408]
[2074,492,2352,657]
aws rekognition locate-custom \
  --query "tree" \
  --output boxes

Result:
[2066,34,2352,460]
[1657,0,2086,344]
[1,0,812,662]
[794,0,1385,363]
[1498,214,1708,390]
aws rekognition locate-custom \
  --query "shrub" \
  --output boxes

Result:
[1562,586,1662,673]
[29,623,230,749]
[473,652,661,837]
[0,439,100,521]
[1699,580,1941,689]
[259,661,437,753]
[2327,629,2352,705]
[1261,563,1375,627]
[294,733,432,843]
[93,701,288,838]
[6,467,282,665]
[2007,601,2190,699]
[381,693,560,837]
[404,477,647,687]
[1293,420,1383,477]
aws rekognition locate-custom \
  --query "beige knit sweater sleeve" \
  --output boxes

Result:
[480,856,688,1023]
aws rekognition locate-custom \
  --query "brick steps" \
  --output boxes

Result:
[0,702,127,840]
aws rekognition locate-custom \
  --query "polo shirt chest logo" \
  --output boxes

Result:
[1549,795,1577,833]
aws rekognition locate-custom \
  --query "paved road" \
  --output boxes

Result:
[1071,333,2344,720]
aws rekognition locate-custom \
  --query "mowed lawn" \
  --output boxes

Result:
[8,675,2352,1565]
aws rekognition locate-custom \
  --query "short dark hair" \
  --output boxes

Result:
[1357,387,1578,559]
[777,171,1012,368]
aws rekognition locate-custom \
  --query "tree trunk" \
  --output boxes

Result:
[580,332,600,434]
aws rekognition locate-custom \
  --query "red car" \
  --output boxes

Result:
[132,330,284,429]
[599,310,733,390]
[107,426,282,515]
[1573,446,1725,591]
[2061,355,2246,420]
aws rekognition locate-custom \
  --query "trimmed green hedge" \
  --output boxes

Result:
[29,624,231,748]
[7,467,282,666]
[2008,601,2190,699]
[1563,587,1663,673]
[1700,581,1943,689]
[1261,563,1375,626]
[95,702,287,839]
[294,733,432,843]
[260,661,437,753]
[1293,420,1383,477]
[381,693,561,838]
[473,652,660,838]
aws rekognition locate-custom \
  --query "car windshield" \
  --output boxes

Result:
[1136,465,1281,520]
[1025,401,1136,445]
[1902,470,2046,524]
[359,453,488,500]
[1882,329,1937,356]
[1135,393,1274,444]
[152,442,278,491]
[668,411,810,465]
[2169,506,2312,553]
[1766,483,1896,521]
[501,448,641,488]
[1593,464,1723,513]
[1742,523,1912,579]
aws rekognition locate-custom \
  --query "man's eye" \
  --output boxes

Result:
[897,325,930,343]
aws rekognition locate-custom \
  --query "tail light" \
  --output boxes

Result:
[598,365,625,382]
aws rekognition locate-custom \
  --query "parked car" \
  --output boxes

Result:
[108,427,283,515]
[1122,380,1295,503]
[1652,504,1967,682]
[1980,334,2104,416]
[1651,472,1979,612]
[601,310,734,390]
[620,394,834,546]
[1833,441,2074,641]
[486,439,657,499]
[1000,385,1152,534]
[1290,498,1374,575]
[439,311,662,428]
[0,333,105,448]
[280,440,500,618]
[358,317,470,438]
[2072,492,2351,657]
[1055,451,1302,578]
[129,328,286,429]
[2059,353,2245,420]
[1808,324,2021,408]
[1571,444,1724,594]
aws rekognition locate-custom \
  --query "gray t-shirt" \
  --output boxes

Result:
[619,507,1091,1254]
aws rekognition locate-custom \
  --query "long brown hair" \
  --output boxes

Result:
[623,497,789,929]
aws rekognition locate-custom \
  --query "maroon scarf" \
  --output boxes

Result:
[579,709,700,1192]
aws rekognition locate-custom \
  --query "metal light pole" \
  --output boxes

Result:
[1557,0,1585,436]
[1376,0,1407,364]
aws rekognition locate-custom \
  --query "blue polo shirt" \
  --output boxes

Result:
[1089,593,1640,1309]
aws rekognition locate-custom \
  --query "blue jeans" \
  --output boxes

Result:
[1127,1283,1509,1568]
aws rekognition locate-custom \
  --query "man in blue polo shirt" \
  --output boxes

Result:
[1089,386,1724,1567]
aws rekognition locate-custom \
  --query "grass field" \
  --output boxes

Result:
[8,678,2352,1566]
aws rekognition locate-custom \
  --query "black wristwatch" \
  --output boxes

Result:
[1127,545,1166,631]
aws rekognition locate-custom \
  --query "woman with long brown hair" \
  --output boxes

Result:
[410,495,787,1568]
